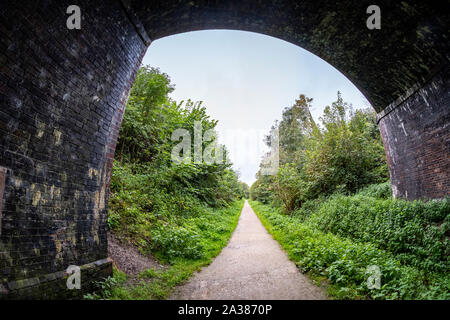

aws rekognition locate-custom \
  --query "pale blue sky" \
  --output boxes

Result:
[142,30,371,186]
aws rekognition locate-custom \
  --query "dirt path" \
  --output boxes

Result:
[170,201,326,300]
[108,233,166,275]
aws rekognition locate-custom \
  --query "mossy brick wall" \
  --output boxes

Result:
[0,0,146,298]
[4,258,112,299]
[378,67,450,200]
[0,0,448,299]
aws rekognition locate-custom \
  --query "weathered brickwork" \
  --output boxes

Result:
[0,0,448,299]
[0,0,146,298]
[378,67,450,200]
[3,258,112,299]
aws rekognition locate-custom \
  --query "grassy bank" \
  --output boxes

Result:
[86,200,244,299]
[249,192,449,300]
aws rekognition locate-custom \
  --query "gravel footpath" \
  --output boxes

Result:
[170,200,327,300]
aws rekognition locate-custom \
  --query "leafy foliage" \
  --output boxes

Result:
[356,181,392,199]
[251,92,389,211]
[89,201,243,300]
[307,194,449,273]
[249,92,448,300]
[249,174,275,204]
[250,198,450,300]
[109,66,247,258]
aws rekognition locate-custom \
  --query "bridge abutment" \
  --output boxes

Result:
[378,67,449,200]
[0,0,146,298]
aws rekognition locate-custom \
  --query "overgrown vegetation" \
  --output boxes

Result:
[249,93,449,300]
[108,161,245,261]
[86,201,243,299]
[250,194,449,300]
[90,66,448,300]
[306,193,449,274]
[87,66,247,299]
[251,93,388,210]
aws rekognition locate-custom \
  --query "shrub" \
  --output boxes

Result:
[306,195,450,273]
[357,181,392,199]
[151,224,204,261]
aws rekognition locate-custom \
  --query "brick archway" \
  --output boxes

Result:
[0,0,448,298]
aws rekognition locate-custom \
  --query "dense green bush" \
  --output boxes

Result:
[108,161,246,262]
[356,181,392,199]
[151,225,204,260]
[307,195,449,273]
[249,175,275,204]
[113,65,247,208]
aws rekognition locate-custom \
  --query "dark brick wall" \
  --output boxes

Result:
[0,0,146,298]
[378,66,450,200]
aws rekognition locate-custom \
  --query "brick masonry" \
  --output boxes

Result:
[0,0,448,299]
[0,0,147,298]
[378,67,450,200]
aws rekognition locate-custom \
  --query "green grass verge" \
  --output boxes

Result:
[249,200,449,300]
[85,200,244,300]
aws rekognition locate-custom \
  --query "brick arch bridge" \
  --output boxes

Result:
[0,0,448,298]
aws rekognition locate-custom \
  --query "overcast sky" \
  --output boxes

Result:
[142,30,371,186]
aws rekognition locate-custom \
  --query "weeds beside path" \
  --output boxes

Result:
[85,200,244,300]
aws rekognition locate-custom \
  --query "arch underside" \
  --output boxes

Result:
[129,0,450,112]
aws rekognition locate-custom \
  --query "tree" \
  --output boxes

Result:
[252,92,389,212]
[305,93,388,197]
[113,65,245,208]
